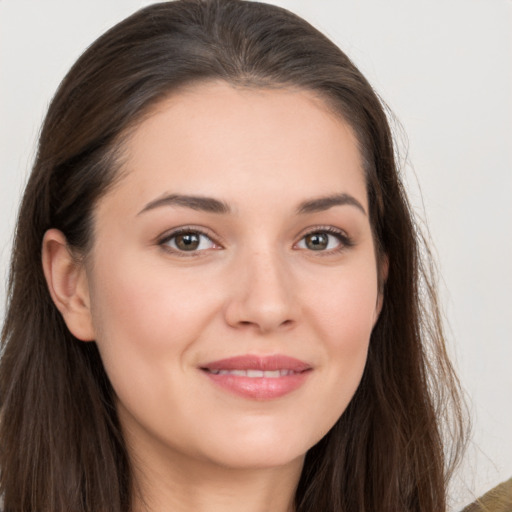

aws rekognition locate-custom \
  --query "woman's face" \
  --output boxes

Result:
[82,82,382,473]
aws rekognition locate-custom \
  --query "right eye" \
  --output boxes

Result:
[160,229,219,253]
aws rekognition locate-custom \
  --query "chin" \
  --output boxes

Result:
[197,428,318,471]
[209,447,306,472]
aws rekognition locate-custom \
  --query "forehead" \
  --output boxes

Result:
[105,82,367,215]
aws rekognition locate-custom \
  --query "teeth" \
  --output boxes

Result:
[207,369,296,378]
[246,369,264,377]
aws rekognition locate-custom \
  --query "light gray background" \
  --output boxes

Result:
[1,1,511,509]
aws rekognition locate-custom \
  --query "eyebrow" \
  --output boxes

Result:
[296,193,367,216]
[138,194,231,215]
[137,192,366,217]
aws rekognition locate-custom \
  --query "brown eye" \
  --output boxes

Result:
[175,232,201,251]
[296,229,349,252]
[161,230,217,252]
[304,232,329,251]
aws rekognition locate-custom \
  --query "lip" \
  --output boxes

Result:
[200,355,312,400]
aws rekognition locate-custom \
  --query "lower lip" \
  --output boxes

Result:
[202,370,311,400]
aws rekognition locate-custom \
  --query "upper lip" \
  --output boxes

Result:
[200,354,311,373]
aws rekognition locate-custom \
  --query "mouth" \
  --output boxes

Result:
[204,368,300,377]
[200,355,312,400]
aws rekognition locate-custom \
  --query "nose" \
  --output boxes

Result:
[223,248,300,334]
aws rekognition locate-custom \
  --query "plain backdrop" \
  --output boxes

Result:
[1,1,511,510]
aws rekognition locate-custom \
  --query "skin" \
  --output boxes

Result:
[43,82,384,512]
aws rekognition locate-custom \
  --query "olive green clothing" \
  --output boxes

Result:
[462,478,512,512]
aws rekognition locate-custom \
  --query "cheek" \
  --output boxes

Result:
[86,252,210,389]
[309,261,379,344]
[303,264,378,414]
[89,251,211,343]
[86,254,215,428]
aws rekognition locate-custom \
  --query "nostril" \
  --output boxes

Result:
[223,282,300,332]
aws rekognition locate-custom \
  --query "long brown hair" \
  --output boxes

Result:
[0,1,467,510]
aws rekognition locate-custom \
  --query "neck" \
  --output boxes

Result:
[131,451,304,512]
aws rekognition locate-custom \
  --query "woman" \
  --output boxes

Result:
[0,1,467,511]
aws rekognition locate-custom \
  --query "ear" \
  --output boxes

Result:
[41,229,95,341]
[374,254,389,325]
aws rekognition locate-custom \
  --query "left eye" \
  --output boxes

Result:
[296,231,344,251]
[162,231,217,252]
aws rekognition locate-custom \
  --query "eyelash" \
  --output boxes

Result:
[158,227,221,257]
[157,226,354,256]
[294,226,354,255]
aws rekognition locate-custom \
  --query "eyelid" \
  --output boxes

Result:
[155,224,353,256]
[157,225,223,255]
[294,225,354,253]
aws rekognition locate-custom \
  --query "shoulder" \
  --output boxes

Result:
[461,478,512,512]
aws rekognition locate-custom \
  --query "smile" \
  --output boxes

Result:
[200,355,312,400]
[204,369,298,377]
